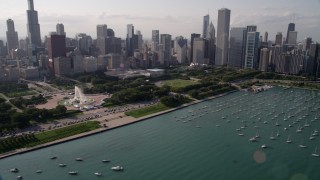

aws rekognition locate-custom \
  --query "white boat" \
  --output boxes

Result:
[50,156,57,160]
[276,131,280,137]
[111,166,124,171]
[255,131,260,138]
[286,135,292,143]
[238,133,244,136]
[299,141,307,148]
[261,144,267,149]
[270,132,276,140]
[312,146,319,157]
[249,137,257,142]
[10,168,19,173]
[94,172,102,176]
[16,176,23,180]
[36,170,42,173]
[69,171,78,175]
[59,164,67,167]
[75,158,83,161]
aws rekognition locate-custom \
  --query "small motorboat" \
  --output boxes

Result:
[261,144,267,149]
[94,172,102,176]
[111,166,124,171]
[69,171,78,175]
[75,158,83,161]
[50,156,57,160]
[10,168,19,173]
[16,175,23,180]
[102,159,110,163]
[36,170,42,173]
[59,164,67,167]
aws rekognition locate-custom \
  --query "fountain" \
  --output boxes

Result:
[60,86,94,108]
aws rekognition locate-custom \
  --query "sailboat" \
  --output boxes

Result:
[255,131,260,138]
[286,135,292,143]
[270,132,276,140]
[276,130,280,137]
[299,141,307,148]
[312,146,319,157]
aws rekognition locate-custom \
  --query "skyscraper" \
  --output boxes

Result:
[6,19,19,53]
[202,15,210,39]
[97,24,108,39]
[175,36,188,64]
[193,38,209,65]
[126,24,134,56]
[48,33,66,68]
[286,23,295,44]
[160,34,172,66]
[207,22,216,64]
[152,30,159,51]
[190,33,201,62]
[275,32,283,45]
[215,8,231,66]
[303,37,312,51]
[27,0,41,47]
[228,27,246,68]
[244,31,260,69]
[264,32,268,42]
[136,30,143,51]
[287,31,298,45]
[56,23,66,36]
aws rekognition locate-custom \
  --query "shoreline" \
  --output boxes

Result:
[0,90,236,160]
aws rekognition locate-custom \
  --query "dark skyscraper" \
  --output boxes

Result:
[6,19,19,53]
[286,23,295,44]
[126,24,134,56]
[27,0,41,47]
[190,33,201,62]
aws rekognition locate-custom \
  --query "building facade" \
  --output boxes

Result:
[228,27,246,68]
[215,8,231,66]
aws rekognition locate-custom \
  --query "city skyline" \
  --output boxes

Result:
[0,0,319,42]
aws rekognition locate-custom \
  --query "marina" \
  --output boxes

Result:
[1,87,320,179]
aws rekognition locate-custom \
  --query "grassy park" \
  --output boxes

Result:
[162,79,199,89]
[0,121,100,154]
[125,103,170,118]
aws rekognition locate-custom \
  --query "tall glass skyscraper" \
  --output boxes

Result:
[27,0,41,47]
[215,8,231,66]
[202,15,210,39]
[228,27,246,68]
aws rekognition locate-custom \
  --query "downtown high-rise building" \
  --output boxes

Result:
[97,24,108,39]
[303,37,312,51]
[27,0,41,47]
[202,14,210,39]
[190,33,201,62]
[228,27,246,68]
[136,30,143,51]
[244,31,260,69]
[207,22,216,65]
[56,23,66,36]
[6,19,19,53]
[287,31,298,45]
[286,23,295,44]
[215,8,231,66]
[275,32,283,45]
[126,24,135,56]
[174,36,188,64]
[151,30,160,51]
[160,34,172,66]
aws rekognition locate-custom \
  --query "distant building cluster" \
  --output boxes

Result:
[0,0,319,82]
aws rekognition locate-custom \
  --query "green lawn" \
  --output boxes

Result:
[33,121,100,145]
[5,90,37,98]
[162,79,199,89]
[0,121,101,154]
[125,103,170,118]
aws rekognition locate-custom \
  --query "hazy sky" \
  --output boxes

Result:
[0,0,319,42]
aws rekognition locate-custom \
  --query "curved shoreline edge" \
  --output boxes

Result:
[0,91,237,160]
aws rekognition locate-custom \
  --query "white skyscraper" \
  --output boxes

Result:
[202,15,210,39]
[215,8,231,66]
[97,24,108,39]
[244,31,260,69]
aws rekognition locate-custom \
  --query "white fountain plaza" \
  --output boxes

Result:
[60,86,95,108]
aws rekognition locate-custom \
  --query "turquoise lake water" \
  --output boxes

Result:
[1,87,320,180]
